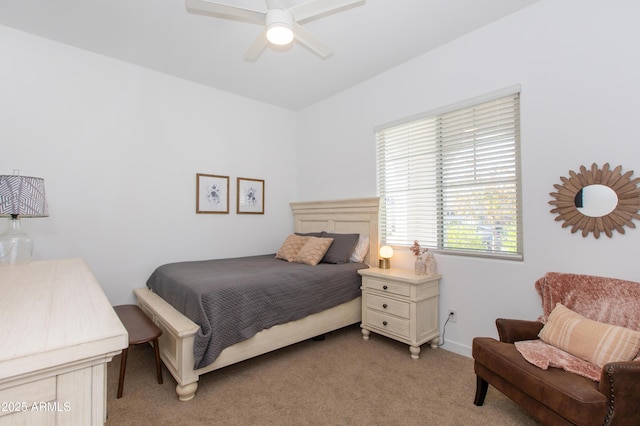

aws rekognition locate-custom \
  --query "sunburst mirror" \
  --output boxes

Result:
[549,163,640,238]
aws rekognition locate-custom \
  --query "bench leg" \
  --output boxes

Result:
[474,375,489,406]
[117,347,129,399]
[153,338,163,384]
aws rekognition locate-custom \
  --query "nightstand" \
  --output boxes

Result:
[358,268,440,359]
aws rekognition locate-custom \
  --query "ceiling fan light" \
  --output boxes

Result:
[266,24,293,45]
[265,9,294,46]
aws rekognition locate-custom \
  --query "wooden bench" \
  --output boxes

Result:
[113,304,163,398]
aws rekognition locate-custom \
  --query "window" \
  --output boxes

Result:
[376,90,522,259]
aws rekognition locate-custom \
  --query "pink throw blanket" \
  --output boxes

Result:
[515,272,640,381]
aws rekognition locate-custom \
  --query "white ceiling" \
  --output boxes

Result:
[0,0,539,110]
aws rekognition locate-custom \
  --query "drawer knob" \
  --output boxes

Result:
[382,304,388,309]
[382,321,388,326]
[383,285,388,290]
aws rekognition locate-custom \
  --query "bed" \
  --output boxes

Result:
[134,197,379,401]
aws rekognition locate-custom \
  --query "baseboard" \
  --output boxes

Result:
[440,340,472,358]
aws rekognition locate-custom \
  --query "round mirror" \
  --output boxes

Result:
[574,184,618,217]
[549,163,640,238]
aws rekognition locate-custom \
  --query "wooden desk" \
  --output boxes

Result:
[0,259,128,425]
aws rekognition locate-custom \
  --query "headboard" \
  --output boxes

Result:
[290,197,380,266]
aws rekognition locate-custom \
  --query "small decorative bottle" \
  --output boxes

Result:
[414,255,426,275]
[425,252,437,275]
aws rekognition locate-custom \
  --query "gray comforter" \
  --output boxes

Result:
[146,254,366,369]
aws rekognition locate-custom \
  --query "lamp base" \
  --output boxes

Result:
[0,217,33,264]
[379,258,390,269]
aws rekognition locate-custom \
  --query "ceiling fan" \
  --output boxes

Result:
[185,0,365,62]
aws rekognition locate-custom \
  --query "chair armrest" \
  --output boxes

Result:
[495,318,543,343]
[598,361,640,425]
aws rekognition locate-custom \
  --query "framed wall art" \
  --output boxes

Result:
[196,173,229,214]
[237,177,264,214]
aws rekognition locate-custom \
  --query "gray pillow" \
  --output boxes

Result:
[320,232,359,264]
[295,232,323,237]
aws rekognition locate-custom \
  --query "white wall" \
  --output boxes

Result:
[297,0,640,356]
[0,26,299,305]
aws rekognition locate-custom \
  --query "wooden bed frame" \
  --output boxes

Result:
[134,197,379,401]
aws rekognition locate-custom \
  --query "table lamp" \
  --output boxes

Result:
[0,174,49,264]
[379,245,394,269]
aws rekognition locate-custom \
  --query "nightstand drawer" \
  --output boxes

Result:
[364,277,411,297]
[365,310,410,338]
[365,294,410,318]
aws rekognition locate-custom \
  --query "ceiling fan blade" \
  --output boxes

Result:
[292,23,333,59]
[186,0,265,24]
[289,0,365,22]
[244,30,268,62]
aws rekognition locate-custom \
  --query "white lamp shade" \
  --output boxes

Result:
[379,245,394,259]
[0,175,48,217]
[0,174,48,264]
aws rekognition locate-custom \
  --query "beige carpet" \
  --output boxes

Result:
[106,324,538,425]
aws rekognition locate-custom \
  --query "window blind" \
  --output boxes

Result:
[376,92,522,259]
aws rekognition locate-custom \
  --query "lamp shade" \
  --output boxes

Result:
[0,175,49,217]
[379,245,394,259]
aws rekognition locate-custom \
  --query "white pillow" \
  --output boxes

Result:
[349,235,370,263]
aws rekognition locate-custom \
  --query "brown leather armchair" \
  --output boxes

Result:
[473,317,640,425]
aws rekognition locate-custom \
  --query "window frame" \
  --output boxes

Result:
[375,86,523,260]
